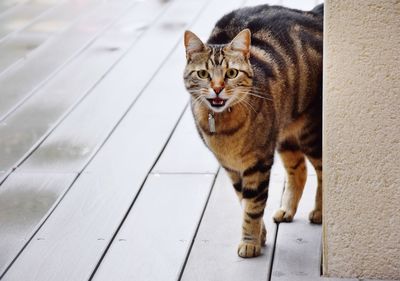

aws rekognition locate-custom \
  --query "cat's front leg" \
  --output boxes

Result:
[237,158,272,258]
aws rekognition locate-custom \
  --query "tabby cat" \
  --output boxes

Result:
[183,4,323,258]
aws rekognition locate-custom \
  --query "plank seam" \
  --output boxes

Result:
[0,172,80,278]
[86,1,219,271]
[0,1,66,44]
[0,1,29,21]
[0,0,97,79]
[87,103,190,280]
[177,167,220,281]
[0,0,138,121]
[0,1,178,272]
[267,175,286,281]
[14,0,210,180]
[0,0,173,185]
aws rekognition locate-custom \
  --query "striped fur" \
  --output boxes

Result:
[183,4,323,258]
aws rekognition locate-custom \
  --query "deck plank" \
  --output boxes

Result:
[0,33,203,275]
[0,0,60,41]
[92,174,215,281]
[0,1,330,280]
[94,0,251,271]
[0,1,27,17]
[0,1,170,269]
[0,0,171,177]
[0,0,103,75]
[270,175,323,281]
[1,0,213,279]
[0,0,137,120]
[152,107,219,174]
[1,171,148,281]
[0,172,77,276]
[181,170,284,281]
[17,0,205,173]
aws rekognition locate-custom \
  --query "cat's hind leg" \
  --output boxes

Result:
[273,140,307,223]
[306,156,322,224]
[298,120,323,224]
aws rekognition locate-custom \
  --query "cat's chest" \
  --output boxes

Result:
[204,134,245,167]
[195,109,250,168]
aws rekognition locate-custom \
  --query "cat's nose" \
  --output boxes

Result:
[213,86,224,95]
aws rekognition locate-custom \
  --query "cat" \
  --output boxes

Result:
[183,3,323,258]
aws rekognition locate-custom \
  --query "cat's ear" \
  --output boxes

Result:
[184,30,205,58]
[227,29,251,58]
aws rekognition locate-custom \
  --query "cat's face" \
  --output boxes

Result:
[183,29,253,113]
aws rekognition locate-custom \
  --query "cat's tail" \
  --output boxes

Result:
[311,3,324,16]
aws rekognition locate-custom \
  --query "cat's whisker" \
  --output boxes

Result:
[194,99,205,108]
[237,87,273,100]
[243,100,258,114]
[232,87,273,102]
[243,103,257,114]
[233,100,249,113]
[250,88,271,96]
[191,94,206,108]
[234,86,272,100]
[192,94,202,102]
[236,86,267,95]
[234,96,257,114]
[248,92,273,101]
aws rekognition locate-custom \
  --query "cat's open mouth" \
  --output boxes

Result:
[207,97,227,107]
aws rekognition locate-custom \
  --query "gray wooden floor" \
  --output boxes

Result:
[0,0,357,281]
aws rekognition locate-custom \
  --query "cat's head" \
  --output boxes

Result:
[183,29,253,113]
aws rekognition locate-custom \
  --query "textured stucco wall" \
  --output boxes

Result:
[323,0,400,279]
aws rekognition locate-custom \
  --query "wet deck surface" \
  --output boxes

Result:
[0,1,350,281]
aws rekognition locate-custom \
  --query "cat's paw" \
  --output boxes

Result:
[273,208,294,223]
[309,209,322,224]
[260,224,267,246]
[237,242,261,258]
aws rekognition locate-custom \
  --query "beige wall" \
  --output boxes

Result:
[323,0,400,279]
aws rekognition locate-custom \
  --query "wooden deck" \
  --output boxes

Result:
[0,0,370,281]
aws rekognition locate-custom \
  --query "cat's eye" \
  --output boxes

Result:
[226,68,239,79]
[197,69,210,79]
